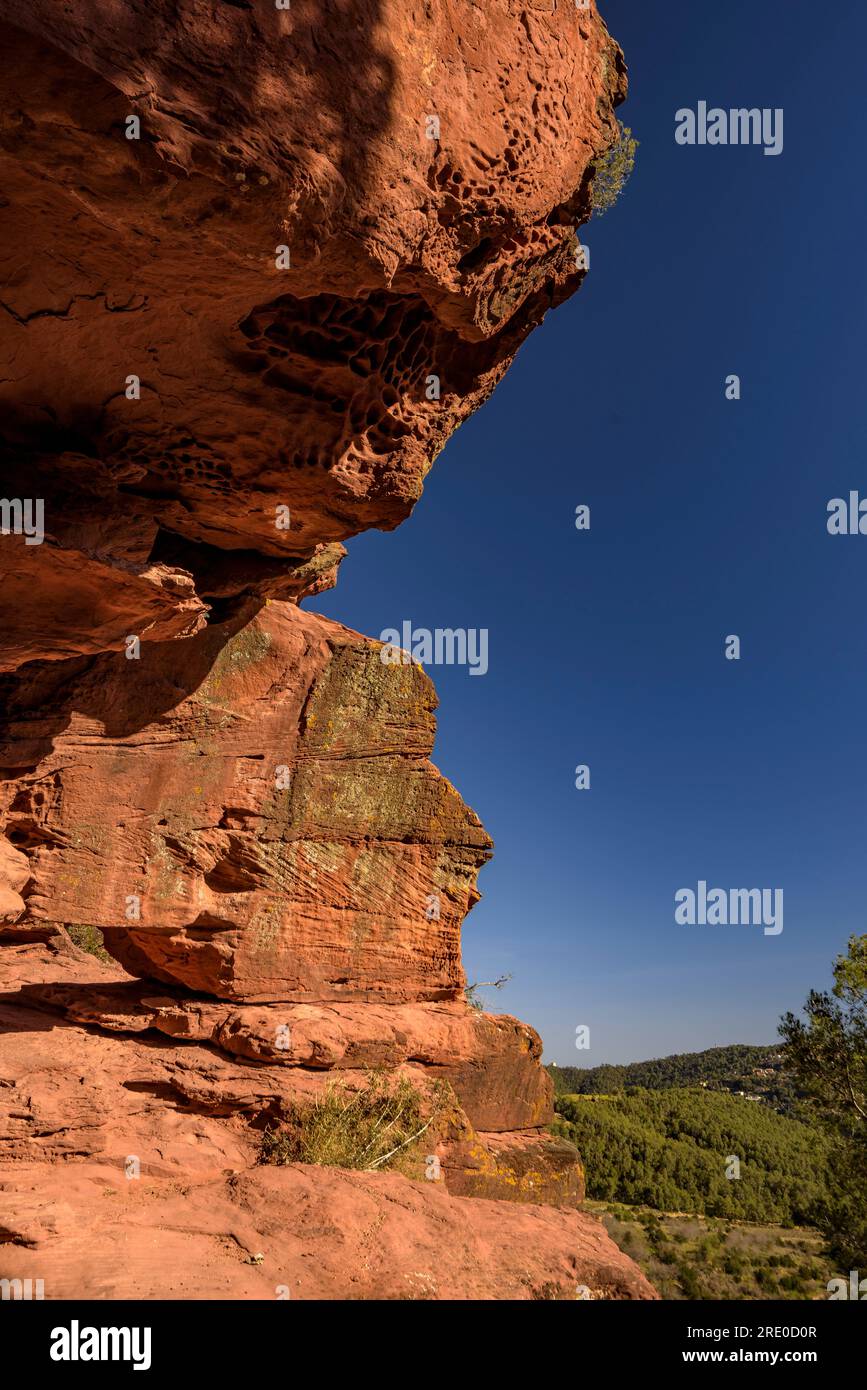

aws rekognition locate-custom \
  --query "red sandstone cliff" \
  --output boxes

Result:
[0,1,654,1299]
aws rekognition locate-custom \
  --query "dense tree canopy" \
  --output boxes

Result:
[553,1088,829,1226]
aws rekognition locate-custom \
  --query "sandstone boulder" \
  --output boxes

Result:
[0,601,492,1003]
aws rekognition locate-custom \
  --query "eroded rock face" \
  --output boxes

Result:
[24,982,552,1134]
[0,0,625,661]
[0,0,626,954]
[0,941,644,1300]
[0,1165,653,1301]
[0,0,643,1295]
[0,601,492,1002]
[2,937,579,1210]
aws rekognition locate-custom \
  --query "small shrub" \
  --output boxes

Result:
[677,1265,703,1299]
[66,924,112,964]
[259,1071,447,1174]
[589,121,638,216]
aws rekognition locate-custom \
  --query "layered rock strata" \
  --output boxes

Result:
[0,938,656,1298]
[0,602,492,1003]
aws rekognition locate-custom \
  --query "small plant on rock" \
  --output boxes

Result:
[259,1070,449,1174]
[589,121,638,216]
[464,973,512,1012]
[66,924,113,964]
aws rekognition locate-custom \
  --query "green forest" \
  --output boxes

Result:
[547,1043,793,1107]
[552,1087,829,1225]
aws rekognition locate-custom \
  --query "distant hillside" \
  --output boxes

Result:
[553,1087,828,1225]
[547,1044,794,1109]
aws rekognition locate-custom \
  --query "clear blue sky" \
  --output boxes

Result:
[306,0,867,1065]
